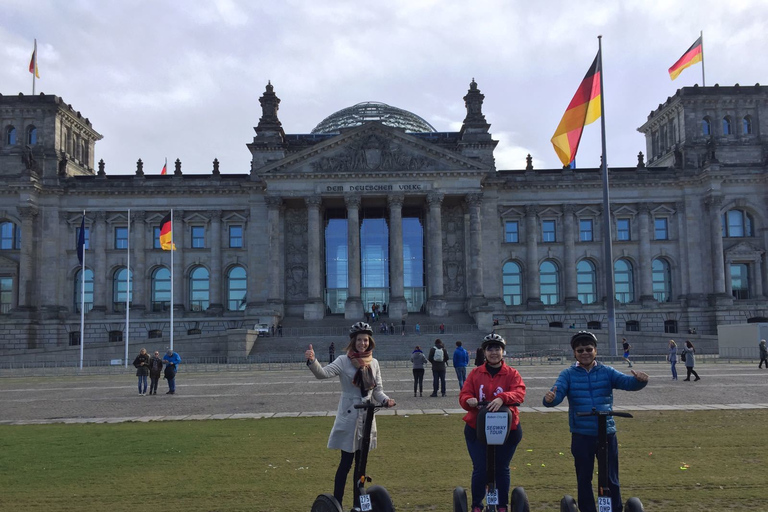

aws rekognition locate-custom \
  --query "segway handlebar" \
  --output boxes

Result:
[476,401,522,407]
[576,407,633,419]
[354,401,392,410]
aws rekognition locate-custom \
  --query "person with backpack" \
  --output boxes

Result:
[459,333,526,512]
[428,338,448,397]
[452,340,470,389]
[681,340,700,381]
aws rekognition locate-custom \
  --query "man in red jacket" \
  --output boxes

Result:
[459,333,526,512]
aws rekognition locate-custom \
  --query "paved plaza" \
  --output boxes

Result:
[1,362,767,425]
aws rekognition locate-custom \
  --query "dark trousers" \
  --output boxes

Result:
[571,432,622,512]
[464,423,523,509]
[412,369,425,394]
[149,375,160,394]
[759,357,768,368]
[684,366,700,380]
[334,449,361,508]
[432,369,446,395]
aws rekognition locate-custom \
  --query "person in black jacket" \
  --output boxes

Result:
[428,339,448,397]
[132,348,150,396]
[148,350,164,395]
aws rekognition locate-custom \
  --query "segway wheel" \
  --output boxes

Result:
[511,487,530,512]
[311,493,343,512]
[367,485,395,512]
[625,497,645,512]
[453,486,468,512]
[559,495,578,512]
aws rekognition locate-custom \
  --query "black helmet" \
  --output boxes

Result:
[570,331,598,349]
[349,321,373,337]
[481,333,506,350]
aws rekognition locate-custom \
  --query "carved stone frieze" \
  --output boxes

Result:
[442,205,465,298]
[311,134,433,173]
[284,207,308,301]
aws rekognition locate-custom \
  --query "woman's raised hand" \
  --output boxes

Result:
[305,344,315,362]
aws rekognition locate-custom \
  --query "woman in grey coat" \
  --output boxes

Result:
[681,340,700,381]
[304,321,395,509]
[411,345,428,396]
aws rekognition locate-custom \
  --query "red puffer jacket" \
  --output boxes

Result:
[459,362,526,430]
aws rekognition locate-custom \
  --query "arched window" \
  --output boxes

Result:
[652,258,672,303]
[0,222,20,250]
[227,265,247,311]
[502,261,523,306]
[74,268,94,313]
[113,268,133,312]
[189,266,210,311]
[722,116,733,135]
[539,260,560,305]
[151,267,171,312]
[721,209,754,237]
[731,263,750,300]
[614,259,634,303]
[577,260,597,304]
[6,126,16,145]
[702,117,711,136]
[743,115,753,135]
[27,126,37,145]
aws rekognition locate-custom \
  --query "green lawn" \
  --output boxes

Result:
[1,410,765,511]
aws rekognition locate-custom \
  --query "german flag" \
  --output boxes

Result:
[29,40,40,78]
[159,212,176,250]
[551,51,601,167]
[668,36,703,81]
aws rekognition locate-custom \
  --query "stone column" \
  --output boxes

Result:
[426,192,447,316]
[209,210,223,312]
[344,196,363,319]
[754,255,764,297]
[525,205,542,306]
[266,197,284,312]
[132,211,146,311]
[245,205,260,310]
[387,193,406,320]
[304,197,325,320]
[92,211,108,313]
[16,205,38,310]
[705,196,727,297]
[638,204,654,303]
[39,208,63,315]
[562,205,579,307]
[466,193,485,301]
[172,210,185,311]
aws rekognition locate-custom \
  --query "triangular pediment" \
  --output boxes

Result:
[0,254,18,270]
[725,241,764,258]
[259,122,490,177]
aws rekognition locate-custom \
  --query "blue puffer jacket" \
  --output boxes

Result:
[542,362,647,436]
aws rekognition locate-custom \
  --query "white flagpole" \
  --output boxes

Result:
[125,209,130,368]
[700,30,706,87]
[31,39,37,96]
[80,210,86,370]
[170,209,174,351]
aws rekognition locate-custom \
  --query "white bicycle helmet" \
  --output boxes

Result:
[481,332,506,350]
[349,321,374,337]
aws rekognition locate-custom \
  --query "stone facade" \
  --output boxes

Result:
[1,83,767,361]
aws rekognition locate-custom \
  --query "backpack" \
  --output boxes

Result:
[433,347,444,362]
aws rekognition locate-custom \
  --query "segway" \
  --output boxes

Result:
[454,402,529,512]
[560,408,644,512]
[311,401,395,512]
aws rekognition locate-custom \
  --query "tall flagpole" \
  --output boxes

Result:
[700,30,706,87]
[170,209,174,351]
[31,39,37,96]
[80,211,86,370]
[125,209,130,368]
[597,36,618,357]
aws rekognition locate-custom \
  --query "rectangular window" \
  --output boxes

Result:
[153,227,161,249]
[229,225,243,248]
[114,227,128,249]
[191,226,205,248]
[579,219,593,242]
[542,220,556,243]
[504,221,519,243]
[76,227,90,250]
[617,219,630,241]
[0,276,13,313]
[654,218,668,240]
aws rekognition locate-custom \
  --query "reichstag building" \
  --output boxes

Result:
[1,80,767,359]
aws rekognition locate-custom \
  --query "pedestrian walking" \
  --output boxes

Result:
[148,350,164,395]
[622,338,633,367]
[452,340,470,389]
[415,323,421,335]
[411,345,428,396]
[759,339,768,369]
[329,342,335,362]
[681,340,700,381]
[428,338,448,397]
[667,340,678,380]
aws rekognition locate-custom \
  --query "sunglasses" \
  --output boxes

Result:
[575,347,595,353]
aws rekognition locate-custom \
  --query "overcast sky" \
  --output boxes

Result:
[3,0,767,175]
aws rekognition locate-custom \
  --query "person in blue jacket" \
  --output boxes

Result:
[452,340,470,389]
[162,349,181,395]
[543,331,649,512]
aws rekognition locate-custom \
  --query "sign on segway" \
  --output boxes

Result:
[483,412,509,445]
[359,494,372,511]
[598,496,612,512]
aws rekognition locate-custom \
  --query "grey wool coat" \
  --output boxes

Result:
[308,355,390,452]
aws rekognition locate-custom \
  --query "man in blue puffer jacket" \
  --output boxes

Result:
[543,331,649,512]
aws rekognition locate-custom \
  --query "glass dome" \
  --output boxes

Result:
[311,101,436,134]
